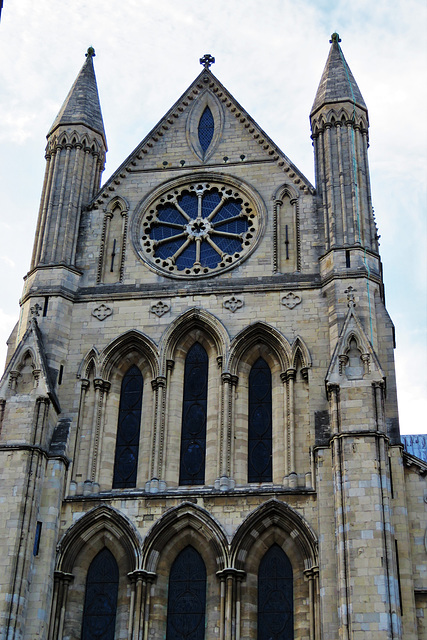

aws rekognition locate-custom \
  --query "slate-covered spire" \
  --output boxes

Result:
[30,47,107,269]
[48,46,107,147]
[310,34,377,253]
[311,32,367,117]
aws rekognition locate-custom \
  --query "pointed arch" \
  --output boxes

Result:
[273,182,300,203]
[100,329,159,381]
[186,89,225,162]
[142,502,229,573]
[229,322,291,374]
[56,505,142,574]
[106,194,130,213]
[231,499,318,571]
[290,336,311,371]
[160,307,229,370]
[77,346,100,380]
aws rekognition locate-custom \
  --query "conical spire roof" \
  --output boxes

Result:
[48,47,107,146]
[311,33,367,116]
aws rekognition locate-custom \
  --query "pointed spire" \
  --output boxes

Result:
[48,47,107,147]
[311,33,367,116]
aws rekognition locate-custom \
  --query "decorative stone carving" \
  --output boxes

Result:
[281,291,301,309]
[345,286,356,307]
[92,303,113,321]
[223,295,243,313]
[30,303,42,317]
[151,300,171,317]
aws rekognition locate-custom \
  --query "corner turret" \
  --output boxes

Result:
[311,34,378,254]
[30,48,107,269]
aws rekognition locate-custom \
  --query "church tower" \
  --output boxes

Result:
[0,38,425,640]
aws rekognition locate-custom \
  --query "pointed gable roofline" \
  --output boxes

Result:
[90,65,314,208]
[48,47,107,149]
[0,318,60,412]
[311,33,367,118]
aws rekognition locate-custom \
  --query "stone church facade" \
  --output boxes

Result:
[0,35,426,640]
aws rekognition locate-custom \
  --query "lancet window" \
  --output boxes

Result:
[248,357,272,482]
[166,546,207,640]
[258,544,294,640]
[179,342,208,485]
[81,548,119,640]
[112,365,143,488]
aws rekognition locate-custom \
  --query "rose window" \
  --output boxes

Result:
[139,181,259,277]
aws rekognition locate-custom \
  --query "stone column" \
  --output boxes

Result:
[217,568,246,639]
[47,571,74,640]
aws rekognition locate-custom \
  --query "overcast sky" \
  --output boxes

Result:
[0,0,425,434]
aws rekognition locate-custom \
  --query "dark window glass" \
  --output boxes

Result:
[166,546,206,640]
[179,343,208,485]
[258,544,293,640]
[112,365,143,488]
[82,548,119,640]
[248,357,272,482]
[150,188,248,271]
[198,106,214,153]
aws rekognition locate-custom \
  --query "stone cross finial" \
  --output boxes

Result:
[86,46,96,58]
[330,33,341,43]
[345,286,356,307]
[200,54,215,69]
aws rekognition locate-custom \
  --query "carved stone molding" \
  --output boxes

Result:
[223,295,243,313]
[281,291,301,309]
[92,303,113,321]
[150,300,171,317]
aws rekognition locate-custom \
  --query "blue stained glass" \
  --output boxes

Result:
[157,205,188,225]
[213,236,242,256]
[201,190,221,217]
[212,199,242,223]
[113,366,143,488]
[175,242,197,271]
[179,193,199,219]
[82,548,119,640]
[258,545,293,640]
[167,546,206,640]
[150,223,181,242]
[200,241,221,268]
[214,218,247,234]
[198,106,214,153]
[248,358,272,483]
[180,343,208,485]
[155,239,186,261]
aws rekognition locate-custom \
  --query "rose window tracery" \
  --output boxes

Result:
[138,180,260,277]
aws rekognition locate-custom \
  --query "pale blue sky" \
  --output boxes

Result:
[0,0,425,432]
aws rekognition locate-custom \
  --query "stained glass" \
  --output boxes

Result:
[149,188,249,271]
[258,545,293,640]
[198,106,214,153]
[112,365,143,488]
[248,358,272,482]
[82,548,119,640]
[166,546,206,640]
[179,343,208,485]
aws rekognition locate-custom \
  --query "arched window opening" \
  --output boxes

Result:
[258,544,293,640]
[166,546,207,640]
[248,357,272,482]
[179,343,208,485]
[81,548,119,640]
[198,106,214,153]
[112,365,143,488]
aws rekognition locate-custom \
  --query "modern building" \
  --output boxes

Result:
[0,35,426,640]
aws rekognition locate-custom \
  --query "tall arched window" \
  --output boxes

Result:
[112,365,143,488]
[258,544,293,640]
[166,546,207,640]
[179,343,208,485]
[81,548,119,640]
[248,357,272,482]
